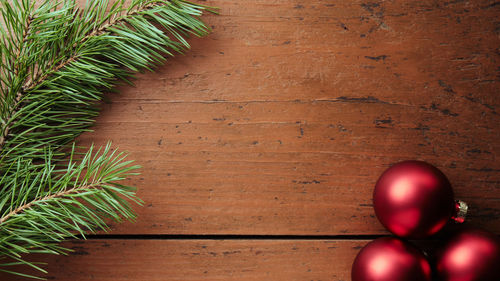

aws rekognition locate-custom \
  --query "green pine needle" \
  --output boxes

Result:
[0,0,213,278]
[0,143,142,278]
[0,0,213,164]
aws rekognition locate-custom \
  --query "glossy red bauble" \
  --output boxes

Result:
[373,160,457,238]
[352,237,431,281]
[436,229,500,281]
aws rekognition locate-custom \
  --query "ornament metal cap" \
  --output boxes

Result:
[451,200,468,223]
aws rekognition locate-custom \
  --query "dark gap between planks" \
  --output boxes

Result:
[84,234,386,240]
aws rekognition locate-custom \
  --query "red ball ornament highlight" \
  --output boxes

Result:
[436,229,500,281]
[373,160,465,239]
[351,237,431,281]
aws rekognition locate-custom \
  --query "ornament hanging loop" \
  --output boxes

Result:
[451,200,468,223]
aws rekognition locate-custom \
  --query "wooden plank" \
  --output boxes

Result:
[0,239,367,280]
[74,0,499,235]
[2,0,498,280]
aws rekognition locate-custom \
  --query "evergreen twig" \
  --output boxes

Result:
[0,0,212,278]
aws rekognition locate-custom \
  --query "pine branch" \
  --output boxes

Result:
[0,183,97,225]
[0,0,213,165]
[0,143,142,278]
[0,0,214,278]
[0,0,35,151]
[22,0,146,91]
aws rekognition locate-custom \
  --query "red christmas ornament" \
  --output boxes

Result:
[351,237,431,281]
[436,229,500,281]
[373,160,466,239]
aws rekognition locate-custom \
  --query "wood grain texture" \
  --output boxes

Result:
[4,0,500,280]
[0,239,367,280]
[73,0,500,235]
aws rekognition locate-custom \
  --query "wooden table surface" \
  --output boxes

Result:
[3,0,500,280]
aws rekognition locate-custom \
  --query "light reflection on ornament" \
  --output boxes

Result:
[448,244,475,268]
[428,219,447,235]
[391,208,421,237]
[420,258,431,277]
[390,177,415,203]
[369,255,391,278]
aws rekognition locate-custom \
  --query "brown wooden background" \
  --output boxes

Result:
[3,0,500,280]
